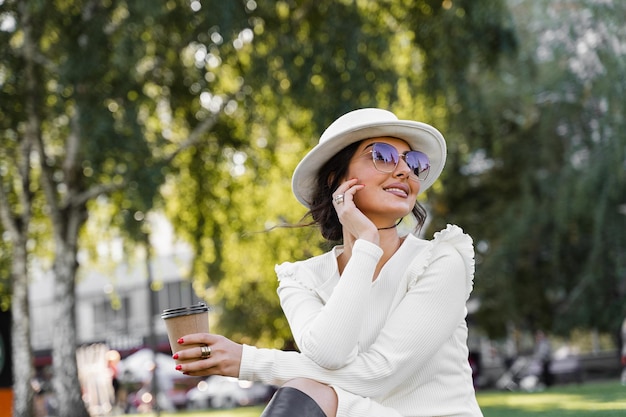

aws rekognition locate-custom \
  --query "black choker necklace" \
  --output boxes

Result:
[377,218,403,231]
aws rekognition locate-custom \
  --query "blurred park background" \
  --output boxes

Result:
[0,0,625,416]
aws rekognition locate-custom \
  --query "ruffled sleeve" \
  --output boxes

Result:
[407,224,475,299]
[275,248,340,300]
[276,261,314,289]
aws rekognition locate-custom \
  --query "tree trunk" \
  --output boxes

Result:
[11,242,34,417]
[6,4,39,414]
[51,213,89,417]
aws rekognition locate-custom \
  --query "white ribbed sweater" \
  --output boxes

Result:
[239,225,483,417]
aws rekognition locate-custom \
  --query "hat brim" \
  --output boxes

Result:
[292,120,447,208]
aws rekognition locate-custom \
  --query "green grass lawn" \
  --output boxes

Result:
[132,380,625,417]
[478,380,626,417]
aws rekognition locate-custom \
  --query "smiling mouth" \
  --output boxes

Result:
[384,187,408,197]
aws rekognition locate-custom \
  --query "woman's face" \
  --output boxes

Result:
[344,137,421,225]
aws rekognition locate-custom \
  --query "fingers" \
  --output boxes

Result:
[332,179,379,243]
[173,334,243,379]
[174,333,214,363]
[332,178,362,207]
[176,332,214,346]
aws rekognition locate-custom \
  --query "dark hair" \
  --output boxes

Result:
[304,140,427,242]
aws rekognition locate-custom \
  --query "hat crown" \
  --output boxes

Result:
[320,108,398,144]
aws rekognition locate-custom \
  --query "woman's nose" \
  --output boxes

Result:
[393,156,411,178]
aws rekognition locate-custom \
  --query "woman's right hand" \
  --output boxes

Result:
[173,333,243,378]
[332,178,379,244]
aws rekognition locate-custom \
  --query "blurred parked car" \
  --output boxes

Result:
[496,354,583,391]
[186,375,274,410]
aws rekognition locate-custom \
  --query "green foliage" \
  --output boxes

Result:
[438,0,626,337]
[398,0,518,103]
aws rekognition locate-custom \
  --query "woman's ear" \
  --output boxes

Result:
[327,172,336,189]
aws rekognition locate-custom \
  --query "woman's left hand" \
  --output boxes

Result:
[173,333,243,378]
[332,178,379,244]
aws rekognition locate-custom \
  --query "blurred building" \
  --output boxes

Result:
[29,246,201,368]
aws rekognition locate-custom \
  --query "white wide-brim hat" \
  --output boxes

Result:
[292,108,447,207]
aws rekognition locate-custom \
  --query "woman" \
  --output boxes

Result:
[174,108,483,417]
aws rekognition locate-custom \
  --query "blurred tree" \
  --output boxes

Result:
[0,237,10,310]
[435,0,626,338]
[0,102,38,416]
[0,0,238,415]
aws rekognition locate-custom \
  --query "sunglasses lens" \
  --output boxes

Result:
[405,151,430,180]
[370,143,430,181]
[371,143,399,172]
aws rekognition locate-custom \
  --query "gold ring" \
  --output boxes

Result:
[200,345,211,359]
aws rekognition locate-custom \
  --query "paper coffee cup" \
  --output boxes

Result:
[161,302,210,363]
